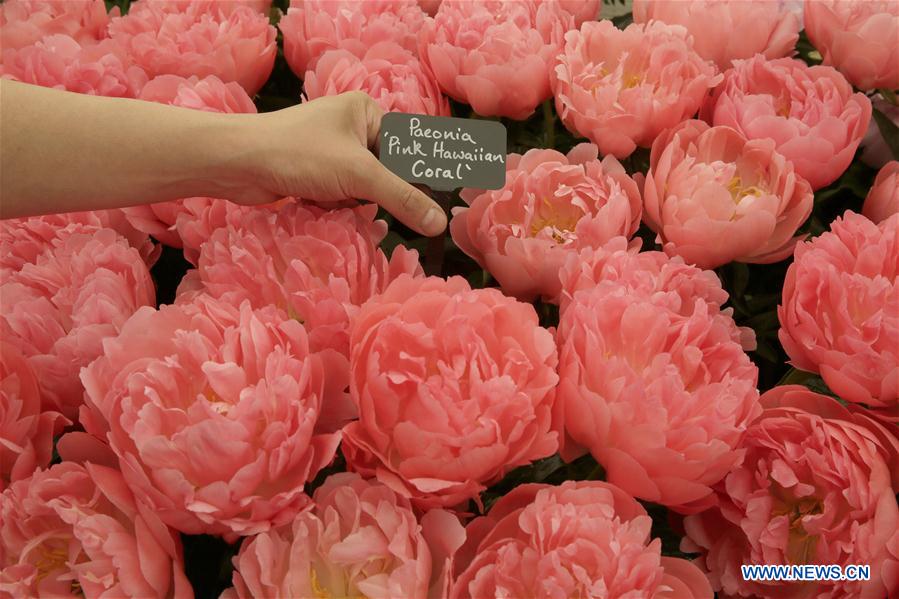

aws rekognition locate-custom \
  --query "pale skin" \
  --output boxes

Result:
[0,80,447,236]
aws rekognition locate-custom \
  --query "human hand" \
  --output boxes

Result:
[225,92,447,236]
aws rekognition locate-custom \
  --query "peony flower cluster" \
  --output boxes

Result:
[552,19,721,159]
[642,119,813,269]
[683,385,899,598]
[0,0,113,51]
[779,211,898,412]
[451,143,642,302]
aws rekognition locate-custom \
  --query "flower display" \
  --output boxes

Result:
[450,143,641,302]
[683,385,899,598]
[341,275,559,510]
[702,55,872,190]
[778,211,898,411]
[804,0,899,91]
[304,42,449,116]
[79,296,343,539]
[552,19,720,159]
[0,461,192,598]
[864,160,899,224]
[632,0,800,70]
[226,473,465,599]
[0,0,113,51]
[0,227,155,420]
[420,0,574,119]
[450,481,713,598]
[642,119,813,269]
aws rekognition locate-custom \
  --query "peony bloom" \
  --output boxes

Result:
[0,227,155,420]
[450,481,713,598]
[702,55,872,190]
[176,202,422,365]
[0,461,192,598]
[304,42,449,116]
[552,19,721,159]
[804,0,899,91]
[226,473,465,599]
[683,385,899,598]
[0,34,148,97]
[79,296,344,539]
[864,160,899,224]
[0,345,68,489]
[450,143,642,302]
[342,275,559,510]
[642,119,813,269]
[420,0,575,119]
[632,0,800,70]
[279,0,426,76]
[556,254,761,511]
[547,0,601,25]
[107,1,276,95]
[778,211,898,411]
[0,0,113,51]
[126,0,272,16]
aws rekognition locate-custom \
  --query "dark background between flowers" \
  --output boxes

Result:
[99,1,899,596]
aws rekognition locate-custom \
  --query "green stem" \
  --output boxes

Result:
[542,99,555,148]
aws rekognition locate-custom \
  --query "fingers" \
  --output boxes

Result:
[349,152,447,236]
[342,91,384,153]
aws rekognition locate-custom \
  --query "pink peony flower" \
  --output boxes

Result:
[176,202,421,365]
[226,473,465,599]
[419,0,575,119]
[0,227,156,420]
[804,0,899,91]
[632,0,800,70]
[778,211,898,411]
[0,0,113,51]
[552,19,721,159]
[556,255,761,510]
[683,385,899,598]
[547,0,601,25]
[279,0,426,76]
[450,143,642,302]
[126,0,272,17]
[341,275,559,510]
[0,461,192,598]
[864,160,899,224]
[304,42,449,116]
[0,34,148,97]
[450,481,713,598]
[642,119,813,269]
[702,55,872,190]
[0,345,68,489]
[108,1,276,95]
[79,296,343,539]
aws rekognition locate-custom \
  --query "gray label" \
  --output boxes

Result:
[379,113,507,191]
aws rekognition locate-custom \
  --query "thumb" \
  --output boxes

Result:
[349,152,447,236]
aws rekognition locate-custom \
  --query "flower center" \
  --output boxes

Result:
[771,494,823,564]
[310,568,367,599]
[529,197,580,243]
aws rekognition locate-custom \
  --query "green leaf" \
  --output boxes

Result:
[872,105,899,162]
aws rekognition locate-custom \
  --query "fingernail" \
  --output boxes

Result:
[421,207,446,235]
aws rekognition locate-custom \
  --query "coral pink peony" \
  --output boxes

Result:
[0,34,148,97]
[703,55,872,190]
[547,0,601,25]
[643,119,813,269]
[108,1,276,95]
[0,345,68,489]
[450,481,713,598]
[0,227,155,420]
[419,0,575,119]
[804,0,899,91]
[0,461,192,598]
[226,473,465,599]
[0,0,113,51]
[450,143,642,302]
[304,42,449,116]
[632,0,800,70]
[864,160,899,224]
[341,275,559,510]
[556,258,761,511]
[683,385,899,598]
[778,211,898,411]
[126,0,272,17]
[552,19,720,159]
[279,0,426,76]
[79,296,344,539]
